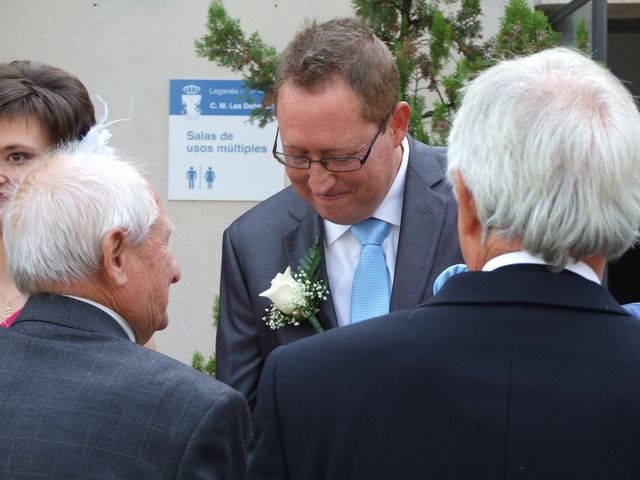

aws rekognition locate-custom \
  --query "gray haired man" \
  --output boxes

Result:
[0,148,249,479]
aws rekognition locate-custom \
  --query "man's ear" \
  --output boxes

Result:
[101,228,129,286]
[454,169,480,238]
[388,101,410,147]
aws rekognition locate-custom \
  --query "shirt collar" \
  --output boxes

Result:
[324,136,409,245]
[482,251,601,284]
[64,295,137,342]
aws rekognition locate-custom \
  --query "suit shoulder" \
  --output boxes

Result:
[404,138,454,214]
[125,346,245,406]
[406,136,450,190]
[408,136,448,171]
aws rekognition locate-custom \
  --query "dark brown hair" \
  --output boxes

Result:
[0,60,95,145]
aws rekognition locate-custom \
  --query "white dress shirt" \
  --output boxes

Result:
[483,251,601,284]
[65,294,137,342]
[324,137,410,326]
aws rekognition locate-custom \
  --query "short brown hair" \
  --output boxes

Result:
[0,61,95,145]
[274,17,398,125]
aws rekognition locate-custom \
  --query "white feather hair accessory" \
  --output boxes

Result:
[77,96,128,155]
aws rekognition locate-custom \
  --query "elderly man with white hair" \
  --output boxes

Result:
[248,48,640,479]
[0,148,250,479]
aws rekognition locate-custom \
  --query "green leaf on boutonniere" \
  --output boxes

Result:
[298,235,322,284]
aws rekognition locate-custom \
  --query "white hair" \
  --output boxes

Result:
[447,47,640,270]
[3,146,159,293]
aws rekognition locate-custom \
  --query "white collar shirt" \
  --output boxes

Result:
[482,251,601,284]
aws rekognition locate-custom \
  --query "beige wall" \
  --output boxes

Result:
[2,0,514,364]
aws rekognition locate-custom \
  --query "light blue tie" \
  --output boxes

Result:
[350,218,390,323]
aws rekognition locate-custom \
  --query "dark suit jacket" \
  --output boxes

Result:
[0,294,250,480]
[216,136,462,409]
[249,265,640,479]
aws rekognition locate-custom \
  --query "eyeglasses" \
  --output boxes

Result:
[272,115,389,172]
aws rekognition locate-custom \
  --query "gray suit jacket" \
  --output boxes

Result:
[216,136,463,409]
[0,294,250,479]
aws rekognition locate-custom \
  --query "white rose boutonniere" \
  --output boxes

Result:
[260,267,302,315]
[260,237,329,333]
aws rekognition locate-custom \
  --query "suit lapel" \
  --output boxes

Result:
[283,202,338,330]
[391,138,449,311]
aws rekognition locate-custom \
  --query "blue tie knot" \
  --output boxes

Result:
[351,218,388,246]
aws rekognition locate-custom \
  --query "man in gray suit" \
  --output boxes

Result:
[216,17,462,409]
[0,148,250,478]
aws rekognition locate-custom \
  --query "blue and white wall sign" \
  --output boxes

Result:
[168,79,283,200]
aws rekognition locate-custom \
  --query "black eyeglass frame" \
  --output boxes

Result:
[272,115,390,172]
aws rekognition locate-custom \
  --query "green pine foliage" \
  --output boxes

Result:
[211,292,220,328]
[191,294,220,377]
[575,18,590,53]
[191,351,216,377]
[495,0,560,56]
[195,0,278,127]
